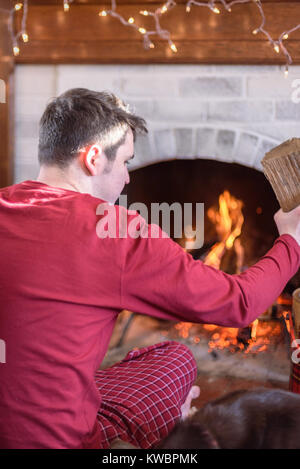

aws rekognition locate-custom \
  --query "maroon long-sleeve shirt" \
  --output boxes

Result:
[0,180,299,449]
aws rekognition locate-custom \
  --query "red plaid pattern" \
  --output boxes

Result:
[94,340,198,449]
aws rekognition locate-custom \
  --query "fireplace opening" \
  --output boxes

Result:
[124,158,297,287]
[103,158,298,395]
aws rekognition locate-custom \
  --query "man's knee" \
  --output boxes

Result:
[158,340,197,367]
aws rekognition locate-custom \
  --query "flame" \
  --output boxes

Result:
[205,190,244,269]
[172,191,285,356]
[171,319,281,356]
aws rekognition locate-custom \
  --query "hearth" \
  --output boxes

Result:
[104,158,299,390]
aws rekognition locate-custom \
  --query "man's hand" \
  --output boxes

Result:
[274,206,300,246]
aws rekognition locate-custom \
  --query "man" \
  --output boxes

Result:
[0,88,300,449]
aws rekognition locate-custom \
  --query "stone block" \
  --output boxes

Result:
[153,99,208,122]
[174,128,194,158]
[120,76,177,98]
[195,127,217,159]
[179,77,242,98]
[15,65,56,96]
[215,130,236,161]
[15,138,39,165]
[208,100,273,122]
[233,132,259,167]
[153,129,176,160]
[254,139,278,171]
[247,75,296,98]
[275,100,300,120]
[14,163,39,184]
[57,65,122,95]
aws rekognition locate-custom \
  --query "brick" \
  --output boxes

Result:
[15,96,52,117]
[233,132,259,167]
[246,123,299,142]
[120,76,177,97]
[247,75,296,98]
[15,120,39,139]
[215,130,236,161]
[213,65,280,74]
[129,133,156,169]
[153,99,208,122]
[15,138,38,165]
[179,77,242,98]
[275,100,300,120]
[254,139,278,171]
[149,64,215,75]
[195,128,217,159]
[125,99,154,121]
[15,65,56,96]
[56,65,122,95]
[174,128,194,158]
[14,163,39,184]
[153,129,176,160]
[208,100,273,122]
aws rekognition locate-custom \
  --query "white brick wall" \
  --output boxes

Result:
[14,64,300,183]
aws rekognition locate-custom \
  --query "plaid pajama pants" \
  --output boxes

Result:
[94,340,198,449]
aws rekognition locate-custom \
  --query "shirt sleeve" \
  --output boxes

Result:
[120,214,300,328]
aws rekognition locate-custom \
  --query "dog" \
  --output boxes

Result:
[156,388,300,449]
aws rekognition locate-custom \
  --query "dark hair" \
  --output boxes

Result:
[38,88,148,168]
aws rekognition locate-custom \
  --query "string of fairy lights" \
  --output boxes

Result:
[3,0,300,76]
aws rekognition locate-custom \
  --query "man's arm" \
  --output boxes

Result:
[120,211,300,328]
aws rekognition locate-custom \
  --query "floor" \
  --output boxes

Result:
[100,310,292,410]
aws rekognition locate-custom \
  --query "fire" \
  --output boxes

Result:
[205,190,244,270]
[171,320,281,356]
[173,190,284,356]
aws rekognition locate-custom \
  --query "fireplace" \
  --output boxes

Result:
[101,156,299,401]
[14,63,300,401]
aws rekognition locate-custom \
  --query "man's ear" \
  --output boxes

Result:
[81,144,104,176]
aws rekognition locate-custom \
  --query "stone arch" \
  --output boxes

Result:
[130,126,280,173]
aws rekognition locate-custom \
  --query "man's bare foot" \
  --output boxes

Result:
[180,385,200,420]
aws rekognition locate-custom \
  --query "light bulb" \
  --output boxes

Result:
[274,44,280,53]
[99,10,107,16]
[283,33,289,40]
[139,28,146,34]
[140,10,149,16]
[14,3,23,11]
[170,43,177,52]
[13,45,20,56]
[63,2,70,12]
[128,17,134,24]
[22,32,29,43]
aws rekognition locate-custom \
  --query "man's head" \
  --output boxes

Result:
[37,88,147,203]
